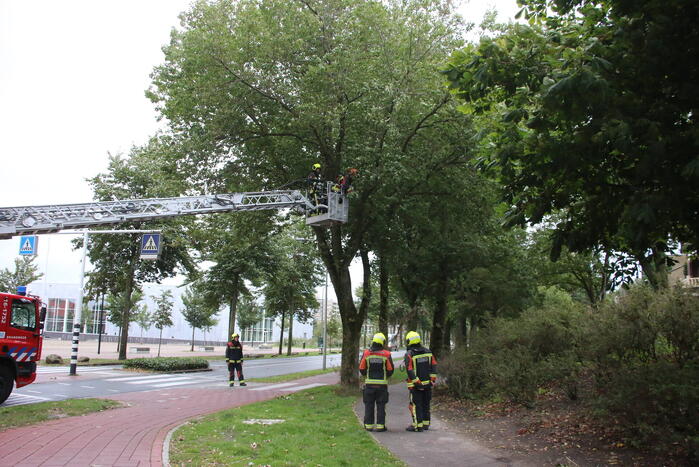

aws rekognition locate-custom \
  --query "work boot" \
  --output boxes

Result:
[239,382,247,386]
[229,382,235,387]
[405,426,423,432]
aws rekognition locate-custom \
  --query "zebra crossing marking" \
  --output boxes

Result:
[3,393,49,407]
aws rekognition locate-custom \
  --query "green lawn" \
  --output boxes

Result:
[248,367,339,383]
[0,399,122,431]
[170,385,406,466]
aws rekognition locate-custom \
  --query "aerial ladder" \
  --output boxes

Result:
[0,182,348,239]
[0,183,348,394]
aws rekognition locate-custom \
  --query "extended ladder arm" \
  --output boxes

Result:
[0,190,317,239]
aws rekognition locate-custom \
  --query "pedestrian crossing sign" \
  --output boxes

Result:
[18,235,38,256]
[140,233,162,260]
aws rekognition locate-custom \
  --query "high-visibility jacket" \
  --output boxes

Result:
[226,340,244,363]
[404,345,437,389]
[359,346,394,385]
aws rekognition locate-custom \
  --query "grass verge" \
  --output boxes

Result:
[248,367,339,384]
[170,385,406,466]
[0,398,122,431]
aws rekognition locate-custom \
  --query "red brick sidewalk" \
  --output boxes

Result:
[0,372,339,467]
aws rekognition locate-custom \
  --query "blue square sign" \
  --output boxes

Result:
[140,233,162,260]
[19,235,38,256]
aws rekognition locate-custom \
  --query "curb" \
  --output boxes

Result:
[162,420,190,467]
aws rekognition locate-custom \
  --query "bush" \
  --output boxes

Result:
[122,357,209,372]
[442,287,586,404]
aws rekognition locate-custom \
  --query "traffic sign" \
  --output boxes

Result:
[140,233,162,260]
[18,235,38,256]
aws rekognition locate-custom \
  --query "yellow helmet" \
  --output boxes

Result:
[231,333,239,339]
[405,331,421,346]
[312,163,321,170]
[372,332,386,346]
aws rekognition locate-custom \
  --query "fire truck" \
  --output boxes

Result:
[0,287,46,404]
[0,183,347,403]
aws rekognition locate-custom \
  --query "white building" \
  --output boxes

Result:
[25,281,315,346]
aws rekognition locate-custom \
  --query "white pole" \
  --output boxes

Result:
[70,231,88,376]
[322,272,328,370]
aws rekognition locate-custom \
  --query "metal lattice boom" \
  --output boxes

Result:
[0,190,318,239]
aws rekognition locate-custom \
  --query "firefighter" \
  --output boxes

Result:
[359,332,394,432]
[404,331,437,432]
[332,167,358,195]
[307,163,326,211]
[226,333,246,387]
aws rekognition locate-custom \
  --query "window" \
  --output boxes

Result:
[11,299,36,331]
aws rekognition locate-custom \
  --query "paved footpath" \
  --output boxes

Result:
[0,372,339,467]
[356,384,535,467]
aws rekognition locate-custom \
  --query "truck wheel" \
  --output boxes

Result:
[0,366,14,405]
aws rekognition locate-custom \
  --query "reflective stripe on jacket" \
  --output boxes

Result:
[359,347,394,385]
[404,345,437,388]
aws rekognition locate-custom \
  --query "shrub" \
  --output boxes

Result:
[122,357,209,372]
[442,288,586,404]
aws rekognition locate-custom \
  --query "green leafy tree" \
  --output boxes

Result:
[133,303,152,343]
[0,256,43,293]
[83,141,196,360]
[444,0,699,288]
[190,212,277,337]
[236,294,264,334]
[263,224,322,355]
[148,0,468,384]
[152,289,174,357]
[181,284,219,352]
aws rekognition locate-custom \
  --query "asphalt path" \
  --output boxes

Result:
[4,352,405,407]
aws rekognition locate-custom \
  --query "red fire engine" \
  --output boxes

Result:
[0,287,45,404]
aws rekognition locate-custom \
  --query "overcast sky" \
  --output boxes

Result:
[0,0,520,293]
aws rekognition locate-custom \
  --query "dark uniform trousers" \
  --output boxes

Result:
[363,385,389,427]
[228,361,244,383]
[409,386,432,428]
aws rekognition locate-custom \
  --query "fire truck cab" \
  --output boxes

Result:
[0,287,45,404]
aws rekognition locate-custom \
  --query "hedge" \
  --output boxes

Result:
[122,357,209,372]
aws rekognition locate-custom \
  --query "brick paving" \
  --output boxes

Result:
[0,372,339,467]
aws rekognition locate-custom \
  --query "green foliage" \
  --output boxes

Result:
[151,289,175,331]
[444,0,699,283]
[443,287,586,405]
[0,256,43,293]
[444,285,699,461]
[181,285,219,332]
[122,357,209,372]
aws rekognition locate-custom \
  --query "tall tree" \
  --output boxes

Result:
[152,289,174,357]
[133,302,152,343]
[191,212,277,338]
[181,285,219,351]
[444,0,699,288]
[263,224,322,355]
[0,257,43,292]
[84,140,196,359]
[148,0,468,384]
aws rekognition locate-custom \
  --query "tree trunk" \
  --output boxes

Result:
[287,309,294,356]
[227,273,240,337]
[638,245,669,290]
[378,253,389,337]
[430,273,449,358]
[278,309,286,355]
[158,328,163,357]
[191,326,195,352]
[118,271,135,360]
[454,313,467,349]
